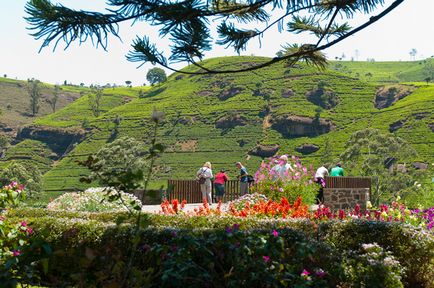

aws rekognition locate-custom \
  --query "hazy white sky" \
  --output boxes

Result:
[1,0,433,86]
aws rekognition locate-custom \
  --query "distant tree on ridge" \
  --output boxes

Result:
[146,68,167,85]
[47,84,60,113]
[27,78,41,116]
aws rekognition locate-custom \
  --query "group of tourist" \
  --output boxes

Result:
[196,158,345,205]
[196,161,250,205]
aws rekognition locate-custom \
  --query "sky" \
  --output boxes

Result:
[1,0,433,86]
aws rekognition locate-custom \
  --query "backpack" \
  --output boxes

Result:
[197,174,206,184]
[246,175,255,183]
[197,168,207,184]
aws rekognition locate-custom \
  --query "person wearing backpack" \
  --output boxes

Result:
[236,162,249,196]
[196,162,213,204]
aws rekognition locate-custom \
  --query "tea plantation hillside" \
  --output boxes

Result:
[330,57,434,83]
[27,56,433,194]
[0,84,147,173]
[1,57,432,195]
[0,77,89,135]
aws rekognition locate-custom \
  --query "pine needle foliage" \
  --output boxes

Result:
[25,0,404,74]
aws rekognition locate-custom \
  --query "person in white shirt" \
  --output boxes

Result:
[314,166,329,203]
[315,166,329,181]
[272,155,294,179]
[196,162,213,204]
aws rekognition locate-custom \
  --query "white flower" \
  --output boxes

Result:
[361,243,378,250]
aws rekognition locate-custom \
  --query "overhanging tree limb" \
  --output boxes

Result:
[25,0,405,74]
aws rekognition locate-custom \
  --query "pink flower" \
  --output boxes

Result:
[272,230,279,237]
[301,269,310,276]
[301,269,311,280]
[26,227,33,235]
[13,250,21,257]
[263,256,270,262]
[21,221,27,227]
[278,188,284,192]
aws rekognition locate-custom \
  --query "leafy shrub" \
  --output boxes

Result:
[0,162,42,197]
[318,220,434,287]
[401,182,434,209]
[47,187,142,212]
[0,182,38,286]
[18,224,345,287]
[6,207,434,287]
[343,243,404,288]
[0,182,25,208]
[78,137,148,193]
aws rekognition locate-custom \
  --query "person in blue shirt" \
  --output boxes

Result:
[235,162,249,196]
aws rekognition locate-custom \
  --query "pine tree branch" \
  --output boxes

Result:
[162,0,405,74]
[26,0,405,74]
[315,7,340,47]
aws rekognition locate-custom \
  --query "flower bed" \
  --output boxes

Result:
[160,195,433,231]
[7,205,434,287]
[5,177,434,287]
[251,155,318,204]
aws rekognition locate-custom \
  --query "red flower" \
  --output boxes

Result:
[13,250,21,257]
[172,199,179,213]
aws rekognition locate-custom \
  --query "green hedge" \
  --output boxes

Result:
[8,208,434,287]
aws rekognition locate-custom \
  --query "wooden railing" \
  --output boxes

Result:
[166,179,241,203]
[166,177,371,203]
[325,176,371,189]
